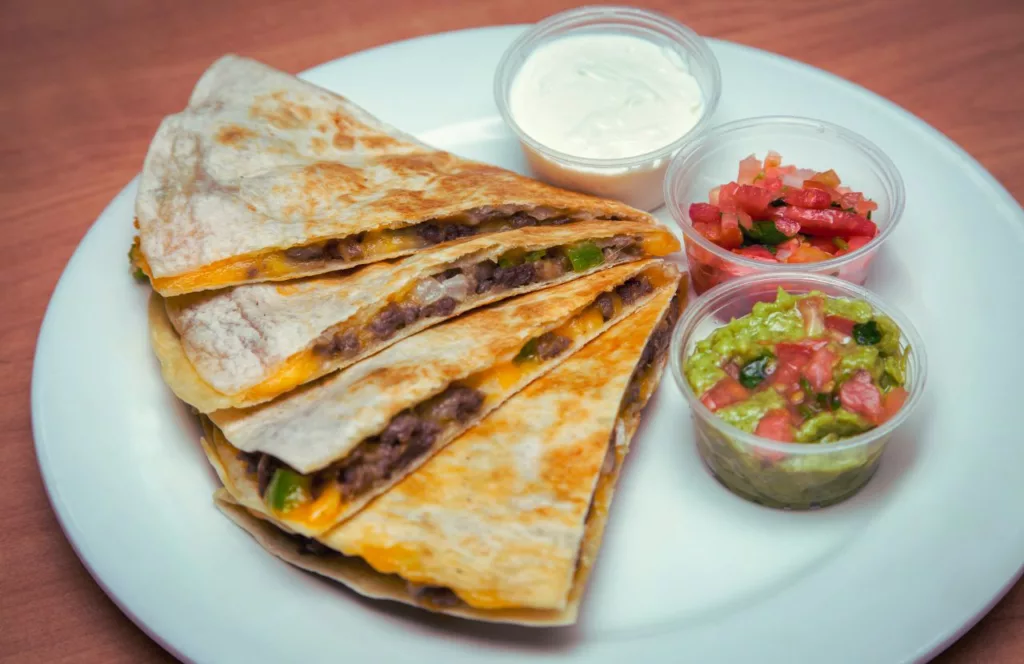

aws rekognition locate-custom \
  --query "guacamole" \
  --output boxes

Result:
[683,288,912,509]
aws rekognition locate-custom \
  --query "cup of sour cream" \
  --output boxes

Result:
[495,6,721,211]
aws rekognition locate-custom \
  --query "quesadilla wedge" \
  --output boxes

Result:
[132,54,655,297]
[214,278,685,625]
[150,220,679,412]
[200,259,680,536]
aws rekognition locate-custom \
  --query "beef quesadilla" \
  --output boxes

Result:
[200,260,680,536]
[214,278,685,625]
[132,54,655,296]
[150,220,679,412]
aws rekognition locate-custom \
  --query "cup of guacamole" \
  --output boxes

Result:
[669,272,926,509]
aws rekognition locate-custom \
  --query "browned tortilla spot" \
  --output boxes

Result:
[215,124,258,146]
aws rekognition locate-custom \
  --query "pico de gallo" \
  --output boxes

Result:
[688,152,879,264]
[685,288,909,444]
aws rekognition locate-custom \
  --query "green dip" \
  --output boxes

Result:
[683,288,911,508]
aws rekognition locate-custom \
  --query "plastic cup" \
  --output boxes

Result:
[664,116,905,294]
[668,272,926,509]
[494,6,721,211]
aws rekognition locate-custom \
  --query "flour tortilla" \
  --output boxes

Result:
[134,55,654,295]
[149,220,678,412]
[201,260,680,536]
[214,279,685,624]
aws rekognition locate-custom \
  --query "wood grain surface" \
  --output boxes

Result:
[1,0,1021,661]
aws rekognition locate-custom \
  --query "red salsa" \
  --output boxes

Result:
[688,152,880,264]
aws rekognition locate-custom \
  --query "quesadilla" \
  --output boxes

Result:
[200,259,680,537]
[214,277,685,625]
[150,220,679,412]
[132,54,655,297]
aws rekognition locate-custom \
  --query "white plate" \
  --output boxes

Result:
[33,26,1024,664]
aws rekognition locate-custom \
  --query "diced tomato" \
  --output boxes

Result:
[880,386,909,422]
[839,370,884,424]
[801,346,839,393]
[783,188,832,209]
[807,236,839,254]
[734,246,777,262]
[802,179,841,203]
[786,242,835,264]
[774,238,801,261]
[797,296,826,336]
[735,184,775,217]
[693,221,720,243]
[701,376,750,412]
[689,202,722,224]
[738,155,762,185]
[774,207,878,238]
[723,362,740,380]
[719,212,744,249]
[837,191,862,210]
[764,151,782,169]
[846,236,873,251]
[836,191,879,215]
[771,342,816,394]
[855,199,879,215]
[717,182,740,211]
[810,169,842,188]
[774,217,801,237]
[755,409,795,442]
[775,344,812,368]
[825,315,856,337]
[778,339,829,355]
[760,174,784,196]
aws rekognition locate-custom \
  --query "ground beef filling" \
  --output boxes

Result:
[237,385,485,507]
[407,583,462,607]
[284,235,365,262]
[614,274,654,307]
[294,535,340,557]
[312,236,644,353]
[621,293,681,412]
[334,385,484,499]
[535,332,571,359]
[281,211,614,265]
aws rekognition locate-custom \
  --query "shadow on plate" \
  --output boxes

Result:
[305,572,583,652]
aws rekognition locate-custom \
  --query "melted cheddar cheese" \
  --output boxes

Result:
[137,230,425,296]
[641,232,681,257]
[135,221,678,296]
[282,484,344,530]
[237,351,326,403]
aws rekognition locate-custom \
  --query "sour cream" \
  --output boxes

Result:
[509,33,705,161]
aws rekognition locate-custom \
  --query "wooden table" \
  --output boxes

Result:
[1,0,1021,661]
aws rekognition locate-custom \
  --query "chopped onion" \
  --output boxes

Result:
[781,172,805,188]
[782,168,817,187]
[412,278,445,305]
[534,258,567,281]
[440,274,470,301]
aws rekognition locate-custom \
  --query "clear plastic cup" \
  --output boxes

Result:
[494,6,722,211]
[669,272,927,509]
[664,116,905,294]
